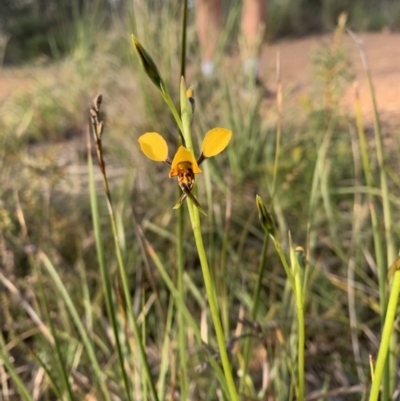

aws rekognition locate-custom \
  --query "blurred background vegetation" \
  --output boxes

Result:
[1,0,400,64]
[1,0,400,400]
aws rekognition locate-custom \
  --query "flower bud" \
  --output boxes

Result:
[256,195,276,238]
[132,35,165,94]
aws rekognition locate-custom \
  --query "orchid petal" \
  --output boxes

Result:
[138,132,169,162]
[169,146,202,178]
[201,127,232,158]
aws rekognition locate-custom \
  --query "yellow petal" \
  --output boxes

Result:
[138,132,168,162]
[169,146,202,177]
[201,127,232,158]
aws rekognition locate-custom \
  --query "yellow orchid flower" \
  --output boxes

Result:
[138,128,232,214]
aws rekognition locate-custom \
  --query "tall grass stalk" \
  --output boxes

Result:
[87,126,133,400]
[157,297,174,401]
[239,234,269,395]
[137,225,230,398]
[36,271,75,400]
[1,260,70,400]
[369,259,400,401]
[353,83,386,309]
[256,196,305,401]
[39,251,112,401]
[271,47,282,199]
[89,96,159,401]
[0,346,33,401]
[348,29,397,398]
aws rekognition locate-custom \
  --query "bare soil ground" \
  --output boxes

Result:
[260,32,400,131]
[0,32,399,131]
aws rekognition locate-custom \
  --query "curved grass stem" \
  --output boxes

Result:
[89,97,159,401]
[369,263,400,401]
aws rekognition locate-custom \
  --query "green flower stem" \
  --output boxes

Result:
[141,232,230,398]
[177,0,189,392]
[179,78,239,401]
[369,267,400,401]
[178,5,188,392]
[177,203,188,400]
[179,0,188,79]
[189,204,239,401]
[273,239,295,291]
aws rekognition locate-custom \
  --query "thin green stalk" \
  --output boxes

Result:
[177,3,188,397]
[271,47,282,199]
[290,240,305,401]
[308,118,335,222]
[0,348,34,401]
[240,234,269,394]
[102,156,158,401]
[27,345,64,400]
[179,77,239,401]
[90,98,158,401]
[36,273,74,400]
[273,239,295,290]
[179,0,188,79]
[142,292,148,401]
[211,180,230,339]
[219,211,230,338]
[87,128,133,400]
[348,30,394,397]
[163,91,184,138]
[177,206,188,400]
[17,228,73,400]
[274,238,304,401]
[158,296,174,401]
[40,251,112,401]
[364,49,397,399]
[140,230,200,337]
[256,196,304,400]
[252,235,270,324]
[369,262,400,401]
[139,229,230,399]
[189,208,239,401]
[353,84,386,308]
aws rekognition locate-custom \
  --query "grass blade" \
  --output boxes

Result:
[39,251,112,401]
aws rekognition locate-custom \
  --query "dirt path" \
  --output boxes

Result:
[1,32,399,130]
[260,32,400,130]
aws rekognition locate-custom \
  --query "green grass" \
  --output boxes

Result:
[1,3,400,401]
